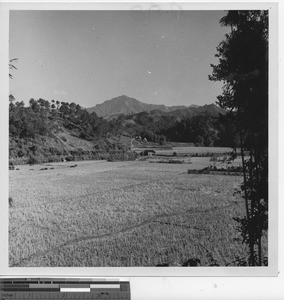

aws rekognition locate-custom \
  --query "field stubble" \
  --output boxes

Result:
[9,159,257,267]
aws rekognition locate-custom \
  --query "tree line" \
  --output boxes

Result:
[9,97,110,140]
[9,97,239,148]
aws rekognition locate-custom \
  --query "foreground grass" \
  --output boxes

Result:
[9,160,266,267]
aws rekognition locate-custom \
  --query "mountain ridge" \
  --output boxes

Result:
[86,95,219,119]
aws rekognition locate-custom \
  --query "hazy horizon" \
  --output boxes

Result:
[9,10,229,108]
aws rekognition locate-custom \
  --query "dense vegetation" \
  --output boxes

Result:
[9,95,239,165]
[160,113,238,147]
[210,10,268,266]
[9,98,134,164]
[9,98,108,140]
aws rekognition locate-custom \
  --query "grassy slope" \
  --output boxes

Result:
[9,128,93,164]
[9,126,133,165]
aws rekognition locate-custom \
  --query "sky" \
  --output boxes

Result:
[9,10,229,108]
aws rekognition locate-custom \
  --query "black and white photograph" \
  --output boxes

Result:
[5,4,275,271]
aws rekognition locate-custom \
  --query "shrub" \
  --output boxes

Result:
[47,155,61,163]
[29,145,37,152]
[17,149,25,157]
[65,156,75,161]
[9,197,13,207]
[49,147,62,155]
[27,154,39,165]
[168,160,183,164]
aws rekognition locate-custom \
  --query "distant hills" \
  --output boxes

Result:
[9,95,235,165]
[86,95,223,120]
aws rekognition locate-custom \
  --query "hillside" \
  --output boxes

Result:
[163,103,225,121]
[9,97,236,165]
[9,99,134,165]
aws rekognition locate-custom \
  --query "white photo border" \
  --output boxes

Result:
[0,0,279,282]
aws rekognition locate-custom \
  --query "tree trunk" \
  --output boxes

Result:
[239,129,255,266]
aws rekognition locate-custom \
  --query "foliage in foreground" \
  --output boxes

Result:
[210,10,268,266]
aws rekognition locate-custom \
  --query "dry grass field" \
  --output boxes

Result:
[9,156,261,267]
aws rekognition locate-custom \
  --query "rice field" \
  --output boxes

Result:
[9,156,255,267]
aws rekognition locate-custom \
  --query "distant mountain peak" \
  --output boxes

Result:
[86,95,223,120]
[87,95,165,119]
